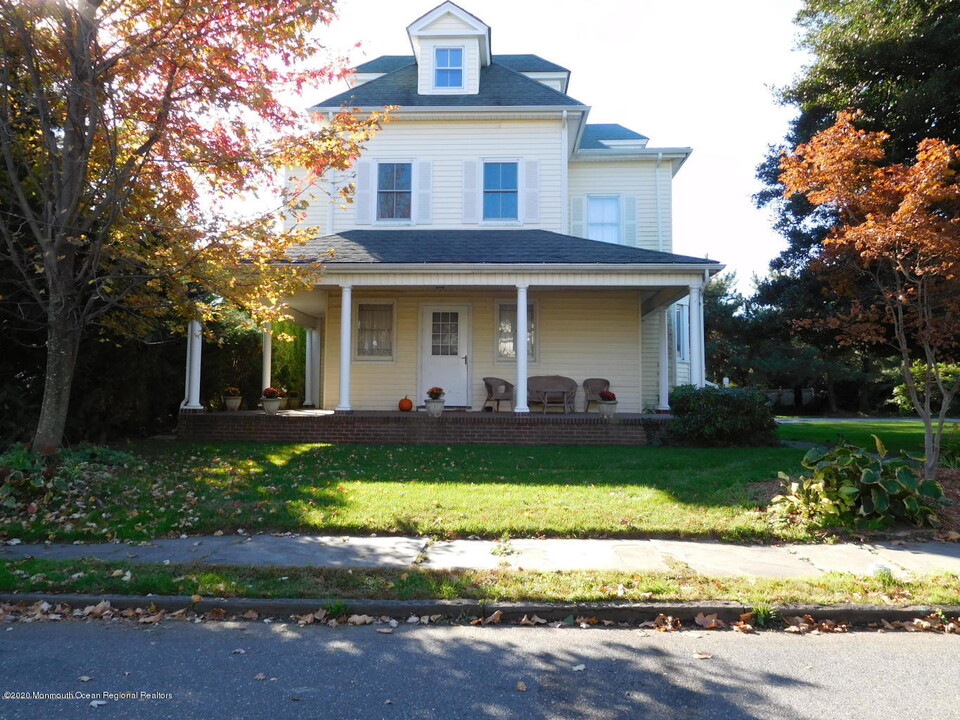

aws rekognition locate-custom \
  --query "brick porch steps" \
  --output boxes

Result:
[177,410,670,446]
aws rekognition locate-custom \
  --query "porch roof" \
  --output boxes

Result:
[291,229,719,267]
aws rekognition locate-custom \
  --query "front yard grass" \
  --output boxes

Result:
[2,557,959,607]
[2,442,808,543]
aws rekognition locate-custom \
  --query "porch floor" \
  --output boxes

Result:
[177,409,670,446]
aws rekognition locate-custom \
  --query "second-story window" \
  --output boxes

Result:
[434,48,463,88]
[377,163,411,220]
[587,196,620,244]
[483,162,518,220]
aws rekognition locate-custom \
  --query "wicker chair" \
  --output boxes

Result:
[482,377,515,412]
[582,378,611,413]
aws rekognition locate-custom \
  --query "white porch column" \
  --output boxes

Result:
[689,284,705,387]
[658,307,670,411]
[182,319,203,410]
[311,318,322,408]
[337,285,353,411]
[304,328,315,407]
[514,284,530,413]
[261,322,272,392]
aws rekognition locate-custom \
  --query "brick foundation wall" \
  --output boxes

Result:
[177,411,667,446]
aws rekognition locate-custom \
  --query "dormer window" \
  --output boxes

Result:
[434,47,463,88]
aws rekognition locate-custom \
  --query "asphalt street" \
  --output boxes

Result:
[1,621,958,719]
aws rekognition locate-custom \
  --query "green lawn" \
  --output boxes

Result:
[1,421,950,545]
[1,441,809,543]
[778,418,960,454]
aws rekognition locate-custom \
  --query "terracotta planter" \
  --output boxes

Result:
[598,400,618,419]
[286,395,302,410]
[223,396,242,411]
[425,398,445,417]
[261,397,281,415]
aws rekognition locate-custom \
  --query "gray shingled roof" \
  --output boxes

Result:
[353,56,415,73]
[580,124,649,150]
[292,230,717,266]
[314,61,583,109]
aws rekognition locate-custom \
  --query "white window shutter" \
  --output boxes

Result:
[521,159,540,223]
[354,160,372,225]
[570,196,585,237]
[415,161,432,224]
[462,160,479,223]
[623,195,638,246]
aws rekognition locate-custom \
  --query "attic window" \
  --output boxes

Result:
[434,48,463,88]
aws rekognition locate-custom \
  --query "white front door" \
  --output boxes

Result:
[420,305,470,407]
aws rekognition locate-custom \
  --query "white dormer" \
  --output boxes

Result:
[406,1,491,95]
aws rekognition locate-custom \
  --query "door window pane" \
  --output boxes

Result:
[431,311,459,356]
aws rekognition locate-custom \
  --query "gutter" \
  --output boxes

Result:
[317,262,725,274]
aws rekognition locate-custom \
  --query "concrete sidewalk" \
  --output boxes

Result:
[3,534,960,578]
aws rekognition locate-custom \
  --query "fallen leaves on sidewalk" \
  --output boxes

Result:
[783,615,848,634]
[877,614,960,634]
[694,612,727,630]
[639,614,682,632]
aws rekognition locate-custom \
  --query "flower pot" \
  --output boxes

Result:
[224,396,242,411]
[425,398,445,417]
[279,397,289,410]
[598,400,618,419]
[287,395,302,410]
[261,397,281,415]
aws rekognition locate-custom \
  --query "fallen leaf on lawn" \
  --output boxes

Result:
[695,612,727,630]
[571,664,585,672]
[693,652,713,660]
[516,681,527,692]
[254,673,267,681]
[191,595,202,604]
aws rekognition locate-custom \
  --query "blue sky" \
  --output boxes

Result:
[312,0,809,293]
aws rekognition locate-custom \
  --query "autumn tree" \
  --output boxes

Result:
[781,112,960,479]
[0,0,383,452]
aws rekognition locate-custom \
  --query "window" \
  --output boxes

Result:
[434,47,463,88]
[356,303,394,359]
[675,303,690,362]
[377,163,411,220]
[483,162,518,220]
[496,302,537,362]
[587,196,620,244]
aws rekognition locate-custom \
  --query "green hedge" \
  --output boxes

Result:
[668,385,777,446]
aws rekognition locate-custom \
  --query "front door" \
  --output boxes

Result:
[420,305,470,407]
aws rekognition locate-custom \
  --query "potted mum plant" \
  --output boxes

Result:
[598,390,618,419]
[223,386,242,411]
[261,387,282,415]
[425,386,445,417]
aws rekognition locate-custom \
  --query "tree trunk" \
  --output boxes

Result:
[32,315,82,454]
[826,377,838,414]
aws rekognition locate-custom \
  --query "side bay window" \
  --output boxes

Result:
[496,301,538,363]
[355,302,395,361]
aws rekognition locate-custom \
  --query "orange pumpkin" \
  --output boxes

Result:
[398,396,413,412]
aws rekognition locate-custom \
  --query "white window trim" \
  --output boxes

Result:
[675,301,690,363]
[373,159,415,226]
[585,194,622,244]
[432,45,465,92]
[480,158,521,225]
[353,299,397,363]
[494,299,539,364]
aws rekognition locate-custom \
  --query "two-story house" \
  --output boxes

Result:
[183,1,722,417]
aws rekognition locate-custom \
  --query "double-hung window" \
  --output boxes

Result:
[483,162,518,220]
[434,48,463,88]
[377,163,411,220]
[587,196,620,244]
[496,302,537,362]
[356,302,394,360]
[674,303,690,362]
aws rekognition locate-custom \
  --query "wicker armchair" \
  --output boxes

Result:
[582,378,611,413]
[482,377,514,412]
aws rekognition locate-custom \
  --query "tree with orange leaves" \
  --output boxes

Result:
[781,111,960,480]
[0,0,384,452]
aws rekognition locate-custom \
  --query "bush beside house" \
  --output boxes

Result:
[668,385,777,446]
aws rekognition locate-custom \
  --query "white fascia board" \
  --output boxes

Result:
[406,3,491,65]
[571,147,692,172]
[323,262,724,274]
[310,105,586,116]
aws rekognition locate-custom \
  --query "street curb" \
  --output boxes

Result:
[2,593,958,627]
